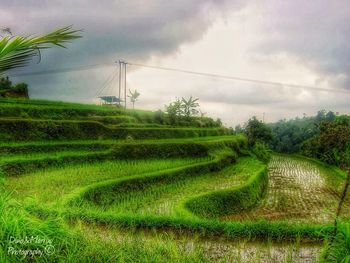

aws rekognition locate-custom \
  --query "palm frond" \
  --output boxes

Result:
[0,26,82,74]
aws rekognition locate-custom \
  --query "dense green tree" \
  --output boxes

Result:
[244,116,273,147]
[0,76,11,90]
[0,77,28,98]
[165,98,182,125]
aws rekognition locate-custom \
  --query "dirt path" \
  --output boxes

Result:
[222,155,350,223]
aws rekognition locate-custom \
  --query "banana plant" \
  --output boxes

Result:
[181,96,199,118]
[128,89,140,109]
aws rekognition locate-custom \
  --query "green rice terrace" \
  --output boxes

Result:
[1,98,349,262]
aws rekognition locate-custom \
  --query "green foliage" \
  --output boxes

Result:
[181,96,199,118]
[0,77,28,98]
[0,76,11,90]
[252,142,271,163]
[269,110,341,154]
[244,116,272,147]
[165,96,203,125]
[0,97,223,128]
[165,98,183,125]
[322,222,350,263]
[0,118,228,141]
[301,116,350,169]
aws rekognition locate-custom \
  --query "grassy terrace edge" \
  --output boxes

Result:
[0,118,229,141]
[0,136,246,176]
[182,164,268,218]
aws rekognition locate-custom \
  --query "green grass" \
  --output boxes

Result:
[0,118,229,141]
[0,136,246,176]
[78,157,262,218]
[3,98,348,262]
[5,157,210,208]
[0,187,209,263]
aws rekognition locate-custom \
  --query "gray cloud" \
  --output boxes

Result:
[1,0,245,99]
[1,1,349,126]
[255,0,350,89]
[3,0,242,65]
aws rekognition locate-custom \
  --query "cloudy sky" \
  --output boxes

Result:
[2,0,350,126]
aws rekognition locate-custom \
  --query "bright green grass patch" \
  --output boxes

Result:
[0,135,243,149]
[5,157,210,208]
[0,118,228,141]
[0,135,244,160]
[0,150,97,162]
[78,157,260,218]
[1,189,207,263]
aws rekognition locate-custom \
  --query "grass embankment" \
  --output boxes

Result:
[6,157,210,207]
[0,98,223,128]
[0,98,231,142]
[74,157,264,217]
[0,118,228,141]
[0,136,245,176]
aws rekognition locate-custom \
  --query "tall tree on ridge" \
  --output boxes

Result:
[128,89,140,109]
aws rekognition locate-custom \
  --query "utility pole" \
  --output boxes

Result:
[117,60,128,108]
[118,60,122,106]
[124,62,127,109]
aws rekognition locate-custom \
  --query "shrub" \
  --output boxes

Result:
[252,142,271,163]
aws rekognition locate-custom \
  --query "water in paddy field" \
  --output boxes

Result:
[79,223,322,263]
[222,155,350,223]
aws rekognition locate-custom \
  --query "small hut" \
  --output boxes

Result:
[98,96,122,106]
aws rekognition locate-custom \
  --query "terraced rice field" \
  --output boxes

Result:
[76,157,263,217]
[222,155,350,224]
[3,146,342,262]
[6,157,211,208]
[1,99,348,262]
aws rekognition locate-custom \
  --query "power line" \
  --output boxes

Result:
[95,69,118,97]
[6,57,350,95]
[8,63,115,77]
[126,61,350,95]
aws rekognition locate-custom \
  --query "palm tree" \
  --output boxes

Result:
[0,26,81,75]
[127,89,140,109]
[181,96,199,118]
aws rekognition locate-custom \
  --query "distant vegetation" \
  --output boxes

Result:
[164,96,222,127]
[268,110,350,262]
[269,110,350,169]
[0,76,28,98]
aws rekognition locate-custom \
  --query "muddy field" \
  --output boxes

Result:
[80,223,322,263]
[222,155,350,223]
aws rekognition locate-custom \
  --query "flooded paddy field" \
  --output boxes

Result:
[222,155,350,224]
[79,223,323,263]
